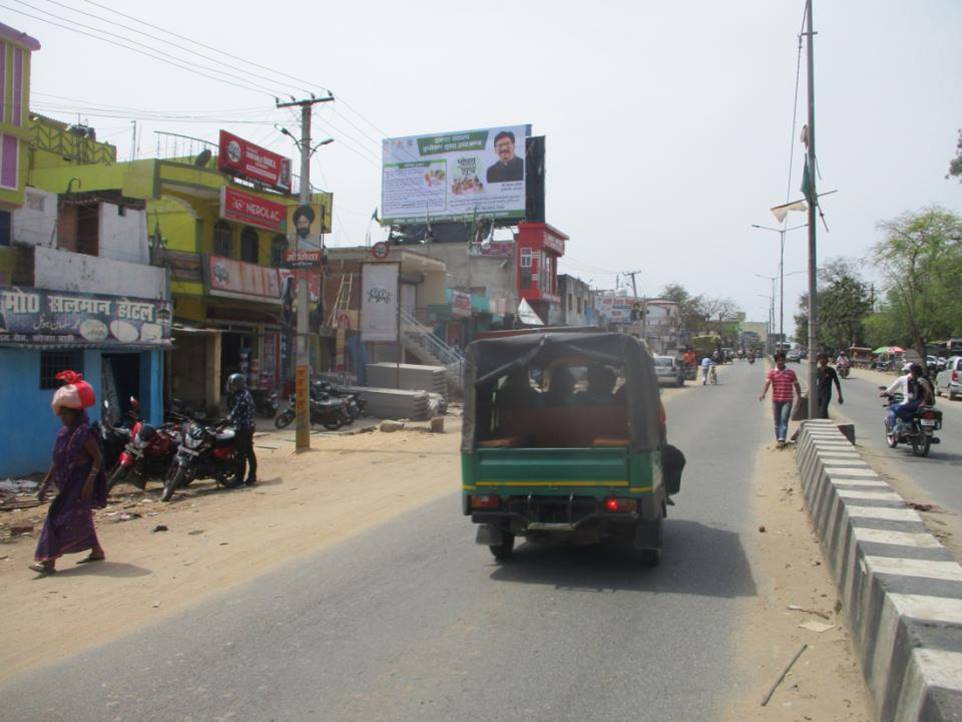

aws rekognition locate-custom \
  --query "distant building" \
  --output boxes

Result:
[558,274,593,326]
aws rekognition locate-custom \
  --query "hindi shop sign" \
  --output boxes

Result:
[218,130,292,193]
[0,286,172,346]
[207,256,282,302]
[220,187,287,233]
[284,249,322,270]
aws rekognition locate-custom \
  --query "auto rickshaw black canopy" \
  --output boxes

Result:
[461,330,662,453]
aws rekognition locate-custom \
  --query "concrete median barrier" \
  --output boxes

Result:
[796,419,962,722]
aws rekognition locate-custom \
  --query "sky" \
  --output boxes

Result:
[9,0,962,332]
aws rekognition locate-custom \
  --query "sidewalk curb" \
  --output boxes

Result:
[796,419,962,722]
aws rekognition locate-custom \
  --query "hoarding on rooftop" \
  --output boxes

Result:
[381,125,530,224]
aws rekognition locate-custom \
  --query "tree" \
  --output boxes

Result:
[872,207,962,355]
[660,283,707,335]
[948,128,962,182]
[792,259,874,351]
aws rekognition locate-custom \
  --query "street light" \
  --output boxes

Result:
[751,222,807,347]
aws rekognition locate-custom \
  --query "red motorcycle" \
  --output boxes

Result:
[161,420,240,502]
[107,399,185,491]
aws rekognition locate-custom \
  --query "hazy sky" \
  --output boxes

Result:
[10,0,961,329]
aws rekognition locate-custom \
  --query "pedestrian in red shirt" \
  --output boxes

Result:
[759,351,802,447]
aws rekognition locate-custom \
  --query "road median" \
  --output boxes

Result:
[796,419,962,722]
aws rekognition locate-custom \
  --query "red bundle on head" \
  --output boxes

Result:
[53,369,96,409]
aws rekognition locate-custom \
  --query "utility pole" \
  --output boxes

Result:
[804,0,818,420]
[624,270,647,341]
[276,94,334,451]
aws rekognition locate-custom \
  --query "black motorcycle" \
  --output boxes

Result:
[96,400,132,472]
[880,389,942,457]
[274,392,351,430]
[250,388,280,418]
[162,420,240,502]
[312,380,367,421]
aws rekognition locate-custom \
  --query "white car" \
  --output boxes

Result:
[653,355,685,387]
[935,356,962,400]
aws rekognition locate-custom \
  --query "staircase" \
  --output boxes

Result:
[399,308,465,396]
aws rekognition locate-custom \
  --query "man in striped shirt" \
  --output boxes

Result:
[759,351,803,447]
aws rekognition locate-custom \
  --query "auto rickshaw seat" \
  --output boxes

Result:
[496,402,627,447]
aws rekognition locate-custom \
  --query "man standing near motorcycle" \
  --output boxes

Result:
[227,373,257,486]
[815,353,843,419]
[759,351,802,448]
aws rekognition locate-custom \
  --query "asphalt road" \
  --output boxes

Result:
[826,367,962,516]
[1,363,772,722]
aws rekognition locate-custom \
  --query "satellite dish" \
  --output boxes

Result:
[194,149,212,167]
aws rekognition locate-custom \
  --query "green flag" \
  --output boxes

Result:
[800,158,814,204]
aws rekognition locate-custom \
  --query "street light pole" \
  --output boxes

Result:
[804,0,819,420]
[754,273,776,353]
[751,223,807,347]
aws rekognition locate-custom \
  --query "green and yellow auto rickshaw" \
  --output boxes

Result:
[461,329,685,565]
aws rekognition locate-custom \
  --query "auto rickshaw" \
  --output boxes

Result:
[460,329,685,566]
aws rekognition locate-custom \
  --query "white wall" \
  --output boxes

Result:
[34,246,168,300]
[99,203,149,264]
[12,188,57,247]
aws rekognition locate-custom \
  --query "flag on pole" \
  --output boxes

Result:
[770,199,808,223]
[800,157,815,205]
[371,208,379,222]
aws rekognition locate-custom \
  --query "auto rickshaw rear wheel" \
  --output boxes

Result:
[489,532,515,561]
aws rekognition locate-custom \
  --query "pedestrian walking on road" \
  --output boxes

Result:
[759,351,802,448]
[815,353,843,419]
[227,373,257,486]
[31,372,108,575]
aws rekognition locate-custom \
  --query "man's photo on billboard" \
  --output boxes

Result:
[486,130,524,184]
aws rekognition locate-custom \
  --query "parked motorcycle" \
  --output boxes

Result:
[108,416,185,491]
[274,392,352,430]
[880,389,942,457]
[162,420,240,502]
[95,400,132,472]
[250,388,280,418]
[312,380,367,421]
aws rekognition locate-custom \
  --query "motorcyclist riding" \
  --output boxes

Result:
[226,373,257,486]
[880,363,933,433]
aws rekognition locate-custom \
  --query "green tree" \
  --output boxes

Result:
[948,128,962,182]
[792,259,874,351]
[872,207,962,355]
[660,283,707,335]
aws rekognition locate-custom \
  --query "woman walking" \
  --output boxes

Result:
[30,372,107,575]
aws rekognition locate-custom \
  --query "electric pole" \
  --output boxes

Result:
[624,270,647,341]
[804,0,818,420]
[276,93,334,451]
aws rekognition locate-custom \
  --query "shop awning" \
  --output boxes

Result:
[0,340,173,350]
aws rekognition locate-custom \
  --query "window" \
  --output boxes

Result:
[76,203,99,256]
[0,210,10,246]
[0,134,19,190]
[240,227,259,263]
[520,247,532,268]
[270,234,287,267]
[214,221,233,257]
[40,351,84,389]
[577,297,583,314]
[567,293,573,311]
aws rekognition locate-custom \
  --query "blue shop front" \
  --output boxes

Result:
[0,287,171,477]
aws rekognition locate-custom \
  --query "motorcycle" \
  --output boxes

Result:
[880,389,943,457]
[162,420,240,502]
[108,415,185,491]
[748,355,756,365]
[250,388,280,418]
[274,391,352,430]
[95,400,132,472]
[312,380,367,421]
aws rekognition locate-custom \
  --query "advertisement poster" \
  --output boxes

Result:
[220,187,287,233]
[381,125,529,224]
[286,193,334,237]
[207,256,282,302]
[360,263,399,342]
[218,130,292,193]
[0,286,172,346]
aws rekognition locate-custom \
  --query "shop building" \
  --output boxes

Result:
[558,274,594,326]
[515,222,567,325]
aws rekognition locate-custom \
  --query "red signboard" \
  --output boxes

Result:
[218,130,292,192]
[278,269,321,302]
[284,249,322,269]
[208,255,282,300]
[220,186,287,233]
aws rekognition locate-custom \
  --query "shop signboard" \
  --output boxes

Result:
[360,262,400,342]
[218,130,292,192]
[468,240,515,257]
[381,124,530,224]
[207,255,282,302]
[220,186,287,233]
[283,249,322,269]
[451,291,472,318]
[0,286,172,346]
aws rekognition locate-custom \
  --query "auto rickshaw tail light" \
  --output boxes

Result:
[471,495,501,510]
[604,497,638,513]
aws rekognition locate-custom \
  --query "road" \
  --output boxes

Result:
[825,366,962,517]
[0,363,856,722]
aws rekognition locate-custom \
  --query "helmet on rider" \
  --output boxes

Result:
[227,373,246,392]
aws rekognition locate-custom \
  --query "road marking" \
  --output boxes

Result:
[865,556,962,582]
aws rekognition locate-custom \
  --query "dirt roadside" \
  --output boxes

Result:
[725,427,872,721]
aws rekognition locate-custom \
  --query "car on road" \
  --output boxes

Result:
[935,356,962,400]
[653,355,685,387]
[786,349,802,363]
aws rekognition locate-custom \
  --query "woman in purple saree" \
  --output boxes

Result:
[30,404,108,575]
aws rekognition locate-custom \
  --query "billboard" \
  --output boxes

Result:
[220,187,287,233]
[0,286,172,346]
[381,125,529,224]
[360,263,399,342]
[218,130,292,192]
[286,193,333,237]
